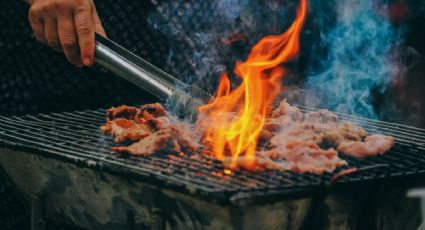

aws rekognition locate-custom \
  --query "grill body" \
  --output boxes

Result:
[0,150,312,229]
[0,108,424,229]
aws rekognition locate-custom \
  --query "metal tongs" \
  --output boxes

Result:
[94,33,211,118]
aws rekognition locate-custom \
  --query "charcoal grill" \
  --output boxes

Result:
[0,106,424,229]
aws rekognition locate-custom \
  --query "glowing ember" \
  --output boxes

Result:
[198,0,307,169]
[223,169,233,175]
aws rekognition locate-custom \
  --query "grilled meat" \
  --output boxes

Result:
[102,104,195,156]
[264,101,368,148]
[337,134,395,157]
[101,118,151,142]
[105,105,141,121]
[254,100,391,174]
[258,141,347,174]
[112,125,196,156]
[101,100,395,175]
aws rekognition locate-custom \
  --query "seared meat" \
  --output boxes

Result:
[259,134,347,174]
[140,103,169,120]
[337,134,395,157]
[227,141,346,174]
[264,100,369,150]
[101,104,171,141]
[101,118,151,143]
[271,99,302,120]
[106,105,141,122]
[112,125,196,156]
[102,104,195,156]
[303,109,338,123]
[256,100,392,174]
[101,100,395,175]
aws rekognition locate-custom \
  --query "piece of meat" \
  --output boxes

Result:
[264,115,296,131]
[106,105,141,122]
[303,109,338,123]
[101,104,172,142]
[222,156,287,171]
[260,116,294,143]
[138,103,171,129]
[263,132,348,174]
[313,122,367,147]
[271,99,302,120]
[101,118,152,142]
[101,100,395,175]
[337,122,368,141]
[112,125,196,156]
[260,138,347,174]
[268,107,368,148]
[140,103,168,119]
[102,105,145,134]
[259,129,273,143]
[337,134,395,157]
[267,102,368,148]
[102,118,136,135]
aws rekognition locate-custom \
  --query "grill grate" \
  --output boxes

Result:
[0,107,424,203]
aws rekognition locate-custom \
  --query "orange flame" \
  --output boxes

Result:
[198,0,307,169]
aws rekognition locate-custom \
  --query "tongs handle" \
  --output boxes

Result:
[94,33,186,100]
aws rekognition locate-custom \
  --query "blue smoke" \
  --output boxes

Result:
[305,0,402,118]
[147,0,405,119]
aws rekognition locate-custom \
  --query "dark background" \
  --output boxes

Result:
[0,0,424,127]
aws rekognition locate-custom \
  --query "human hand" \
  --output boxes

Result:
[27,0,106,67]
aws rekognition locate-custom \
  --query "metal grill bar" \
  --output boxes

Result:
[0,108,424,203]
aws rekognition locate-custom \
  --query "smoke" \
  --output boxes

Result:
[146,0,297,94]
[303,0,404,119]
[146,0,408,120]
[147,1,228,115]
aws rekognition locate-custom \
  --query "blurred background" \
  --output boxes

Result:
[0,0,423,128]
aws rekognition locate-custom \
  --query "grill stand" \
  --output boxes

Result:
[150,208,166,230]
[0,147,422,229]
[407,188,425,230]
[0,148,312,229]
[31,195,45,230]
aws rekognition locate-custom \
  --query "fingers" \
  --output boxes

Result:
[44,18,61,52]
[58,12,83,67]
[28,7,46,44]
[74,5,95,66]
[27,0,104,67]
